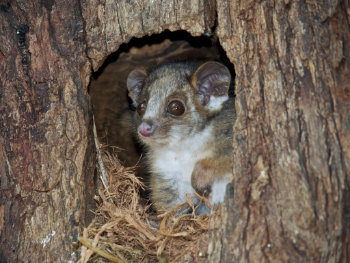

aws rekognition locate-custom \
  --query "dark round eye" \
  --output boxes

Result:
[167,100,185,116]
[137,101,147,115]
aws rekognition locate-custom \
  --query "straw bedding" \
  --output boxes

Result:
[78,148,219,263]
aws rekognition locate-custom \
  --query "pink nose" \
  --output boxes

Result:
[138,121,154,137]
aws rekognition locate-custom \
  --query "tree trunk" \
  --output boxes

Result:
[209,0,350,262]
[0,1,94,262]
[0,0,349,262]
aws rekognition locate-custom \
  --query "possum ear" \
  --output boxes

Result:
[127,69,148,105]
[191,62,231,110]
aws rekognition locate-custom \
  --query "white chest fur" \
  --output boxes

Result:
[149,126,213,204]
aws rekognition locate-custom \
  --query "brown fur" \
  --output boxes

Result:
[191,156,232,197]
[127,61,235,213]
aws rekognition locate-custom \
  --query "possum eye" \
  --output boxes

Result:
[167,100,185,116]
[137,101,147,115]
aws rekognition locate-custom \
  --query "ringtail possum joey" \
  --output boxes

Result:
[127,61,235,213]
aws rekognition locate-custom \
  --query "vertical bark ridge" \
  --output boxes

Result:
[211,0,350,261]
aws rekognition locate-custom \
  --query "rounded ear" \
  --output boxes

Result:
[191,61,231,110]
[127,69,148,104]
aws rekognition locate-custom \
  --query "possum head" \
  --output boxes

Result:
[126,61,231,145]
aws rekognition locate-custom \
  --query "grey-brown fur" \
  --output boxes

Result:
[127,61,235,213]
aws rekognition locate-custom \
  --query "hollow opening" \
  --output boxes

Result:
[85,30,236,261]
[89,29,235,190]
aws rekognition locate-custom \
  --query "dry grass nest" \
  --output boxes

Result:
[78,147,222,263]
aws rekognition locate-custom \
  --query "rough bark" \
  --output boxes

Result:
[209,0,350,262]
[81,0,216,70]
[0,1,94,262]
